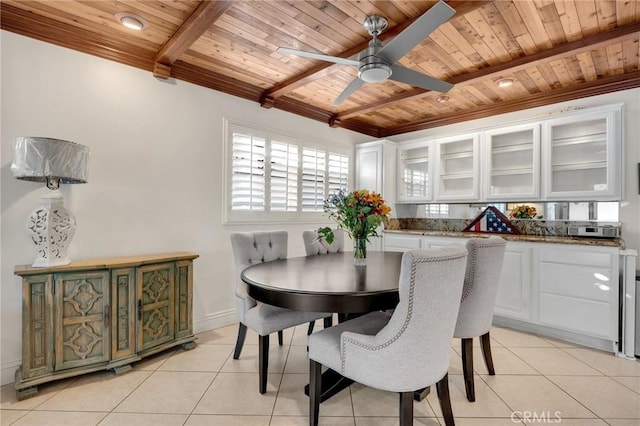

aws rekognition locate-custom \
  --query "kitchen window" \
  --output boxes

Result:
[224,121,350,223]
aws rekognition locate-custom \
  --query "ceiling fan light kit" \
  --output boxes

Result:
[277,0,456,104]
[436,95,450,103]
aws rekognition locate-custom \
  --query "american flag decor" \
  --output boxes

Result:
[463,206,520,235]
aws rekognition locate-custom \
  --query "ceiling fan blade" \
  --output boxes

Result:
[378,1,455,64]
[389,65,453,93]
[333,78,365,105]
[277,47,360,67]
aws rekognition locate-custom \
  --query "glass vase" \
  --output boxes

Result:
[353,237,367,266]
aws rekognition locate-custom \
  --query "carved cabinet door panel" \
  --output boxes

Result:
[21,275,54,379]
[137,263,175,352]
[54,271,110,371]
[111,268,136,361]
[174,260,193,340]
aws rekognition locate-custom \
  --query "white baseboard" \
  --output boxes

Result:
[0,309,238,387]
[1,359,21,387]
[193,309,236,334]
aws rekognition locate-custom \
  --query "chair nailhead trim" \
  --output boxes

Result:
[460,241,504,302]
[341,252,467,372]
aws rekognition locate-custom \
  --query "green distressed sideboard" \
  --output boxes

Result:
[14,252,198,400]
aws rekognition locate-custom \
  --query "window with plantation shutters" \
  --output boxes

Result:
[225,121,351,223]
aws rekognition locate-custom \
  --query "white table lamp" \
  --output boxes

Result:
[11,137,90,267]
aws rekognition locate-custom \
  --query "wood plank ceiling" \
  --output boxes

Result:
[2,0,639,137]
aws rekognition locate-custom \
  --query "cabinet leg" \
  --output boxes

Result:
[182,341,197,351]
[16,386,38,401]
[112,364,133,375]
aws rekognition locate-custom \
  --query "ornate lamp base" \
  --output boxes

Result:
[26,190,76,267]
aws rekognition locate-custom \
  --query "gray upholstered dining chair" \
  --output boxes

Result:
[303,228,345,256]
[308,246,468,426]
[454,236,507,402]
[230,230,330,394]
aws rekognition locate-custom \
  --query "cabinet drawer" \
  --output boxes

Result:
[384,234,421,251]
[539,263,613,302]
[539,294,613,339]
[539,247,612,267]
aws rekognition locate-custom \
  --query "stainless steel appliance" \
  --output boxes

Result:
[568,225,620,238]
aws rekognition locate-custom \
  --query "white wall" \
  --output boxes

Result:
[387,89,640,267]
[0,31,370,385]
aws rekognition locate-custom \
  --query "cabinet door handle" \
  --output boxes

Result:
[137,299,143,321]
[104,305,110,327]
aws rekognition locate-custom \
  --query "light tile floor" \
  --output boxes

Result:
[2,323,639,426]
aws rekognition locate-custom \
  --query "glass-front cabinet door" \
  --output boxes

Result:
[434,133,479,201]
[542,105,622,201]
[397,142,431,202]
[483,123,540,201]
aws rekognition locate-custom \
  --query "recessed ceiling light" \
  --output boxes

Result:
[115,12,147,31]
[435,95,450,103]
[497,78,513,88]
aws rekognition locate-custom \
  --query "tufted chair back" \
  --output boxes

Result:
[303,229,345,256]
[454,236,507,339]
[230,231,288,324]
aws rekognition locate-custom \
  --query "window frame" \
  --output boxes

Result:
[223,119,352,225]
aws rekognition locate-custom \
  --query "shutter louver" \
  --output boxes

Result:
[301,148,326,212]
[231,130,265,211]
[328,153,349,194]
[270,141,298,211]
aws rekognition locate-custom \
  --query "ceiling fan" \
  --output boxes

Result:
[277,1,456,105]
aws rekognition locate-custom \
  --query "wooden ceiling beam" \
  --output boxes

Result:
[153,0,234,78]
[260,0,491,103]
[380,71,640,136]
[337,21,640,120]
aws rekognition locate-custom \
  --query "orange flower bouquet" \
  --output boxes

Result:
[509,205,537,219]
[318,189,391,265]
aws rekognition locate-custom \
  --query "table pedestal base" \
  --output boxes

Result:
[304,369,354,403]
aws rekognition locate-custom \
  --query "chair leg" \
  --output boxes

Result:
[278,330,284,346]
[259,334,269,394]
[309,359,322,426]
[233,323,247,359]
[307,321,315,335]
[461,337,475,402]
[436,373,455,426]
[399,391,414,426]
[480,332,495,375]
[323,315,333,329]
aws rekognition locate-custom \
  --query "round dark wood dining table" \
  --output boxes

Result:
[241,251,404,314]
[241,251,417,403]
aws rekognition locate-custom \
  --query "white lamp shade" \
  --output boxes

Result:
[11,137,89,184]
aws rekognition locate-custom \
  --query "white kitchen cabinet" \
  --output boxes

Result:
[384,233,422,252]
[493,242,532,321]
[542,104,622,201]
[538,244,619,342]
[355,140,396,251]
[483,123,541,201]
[397,141,432,203]
[434,133,480,201]
[382,233,622,351]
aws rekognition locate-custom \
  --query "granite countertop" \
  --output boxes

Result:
[384,229,623,247]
